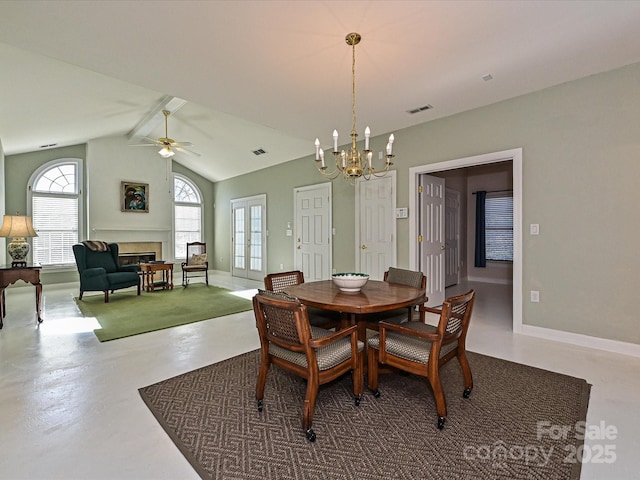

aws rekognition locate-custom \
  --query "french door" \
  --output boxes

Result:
[231,194,266,281]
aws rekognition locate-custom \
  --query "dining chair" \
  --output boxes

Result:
[367,289,475,430]
[181,242,208,286]
[264,270,340,329]
[253,289,364,442]
[363,267,427,328]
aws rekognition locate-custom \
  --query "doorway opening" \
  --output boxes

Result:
[409,148,523,332]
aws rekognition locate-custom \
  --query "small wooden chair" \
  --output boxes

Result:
[367,289,475,430]
[253,290,364,442]
[264,270,339,329]
[181,242,208,286]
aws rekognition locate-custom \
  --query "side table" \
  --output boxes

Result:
[140,262,174,292]
[0,264,43,329]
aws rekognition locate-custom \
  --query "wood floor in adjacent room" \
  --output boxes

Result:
[0,273,638,479]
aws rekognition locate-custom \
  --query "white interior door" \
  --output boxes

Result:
[231,194,266,281]
[445,188,461,287]
[356,173,396,280]
[418,174,445,307]
[294,183,332,281]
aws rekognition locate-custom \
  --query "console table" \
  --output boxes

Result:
[0,264,43,329]
[140,262,174,292]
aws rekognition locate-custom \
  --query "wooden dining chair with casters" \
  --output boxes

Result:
[363,267,427,329]
[264,270,339,329]
[253,289,364,442]
[367,289,475,430]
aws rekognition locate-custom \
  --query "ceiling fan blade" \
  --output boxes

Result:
[129,136,161,146]
[171,141,194,147]
[175,146,201,157]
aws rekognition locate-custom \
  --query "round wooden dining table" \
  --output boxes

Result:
[284,279,427,340]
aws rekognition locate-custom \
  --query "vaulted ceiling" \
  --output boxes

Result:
[1,1,640,182]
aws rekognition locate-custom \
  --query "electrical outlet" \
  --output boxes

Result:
[530,290,540,302]
[279,264,284,270]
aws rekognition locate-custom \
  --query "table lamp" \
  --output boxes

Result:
[0,214,38,267]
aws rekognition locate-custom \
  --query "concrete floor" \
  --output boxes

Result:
[0,273,638,479]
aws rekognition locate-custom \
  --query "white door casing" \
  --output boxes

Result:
[294,183,332,281]
[418,174,445,307]
[355,173,396,280]
[445,188,461,287]
[408,148,523,332]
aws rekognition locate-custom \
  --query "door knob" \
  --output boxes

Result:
[297,245,302,249]
[361,244,367,250]
[440,244,446,250]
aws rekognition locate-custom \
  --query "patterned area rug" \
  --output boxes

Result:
[139,350,590,480]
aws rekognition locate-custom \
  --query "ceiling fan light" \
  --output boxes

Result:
[158,146,175,158]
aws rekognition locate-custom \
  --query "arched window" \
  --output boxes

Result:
[29,159,83,267]
[173,174,203,259]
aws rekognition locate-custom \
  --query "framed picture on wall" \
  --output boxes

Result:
[121,181,149,213]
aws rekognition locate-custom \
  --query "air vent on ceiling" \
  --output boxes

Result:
[39,143,58,149]
[406,104,433,115]
[252,148,267,156]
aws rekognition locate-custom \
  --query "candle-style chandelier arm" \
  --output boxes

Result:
[314,32,396,184]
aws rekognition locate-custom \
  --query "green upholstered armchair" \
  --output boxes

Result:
[72,242,141,303]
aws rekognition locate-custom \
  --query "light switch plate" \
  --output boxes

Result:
[396,208,408,218]
[530,224,539,235]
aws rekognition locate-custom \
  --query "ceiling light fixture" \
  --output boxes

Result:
[314,32,395,184]
[158,145,175,158]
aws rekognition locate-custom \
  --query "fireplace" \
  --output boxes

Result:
[119,251,156,266]
[117,242,163,265]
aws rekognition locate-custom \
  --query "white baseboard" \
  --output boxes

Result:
[519,324,640,358]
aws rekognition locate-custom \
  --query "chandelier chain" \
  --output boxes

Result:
[314,32,395,184]
[351,38,357,140]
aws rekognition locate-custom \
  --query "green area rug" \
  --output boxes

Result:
[74,284,254,342]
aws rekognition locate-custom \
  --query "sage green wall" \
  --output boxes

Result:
[213,61,640,345]
[3,139,215,284]
[213,156,355,274]
[0,140,5,259]
[4,144,86,283]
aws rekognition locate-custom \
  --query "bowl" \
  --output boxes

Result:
[332,273,369,292]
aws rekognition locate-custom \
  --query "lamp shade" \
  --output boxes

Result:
[0,215,38,238]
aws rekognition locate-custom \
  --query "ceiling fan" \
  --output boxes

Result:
[130,109,200,158]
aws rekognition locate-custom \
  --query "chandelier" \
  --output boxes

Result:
[314,32,395,183]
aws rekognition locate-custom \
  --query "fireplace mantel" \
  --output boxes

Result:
[91,227,171,261]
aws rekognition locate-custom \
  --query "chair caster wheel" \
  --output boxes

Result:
[437,417,445,430]
[257,399,263,412]
[305,429,316,442]
[355,396,361,406]
[463,388,472,399]
[373,390,381,398]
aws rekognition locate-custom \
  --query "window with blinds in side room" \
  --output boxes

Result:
[485,194,513,262]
